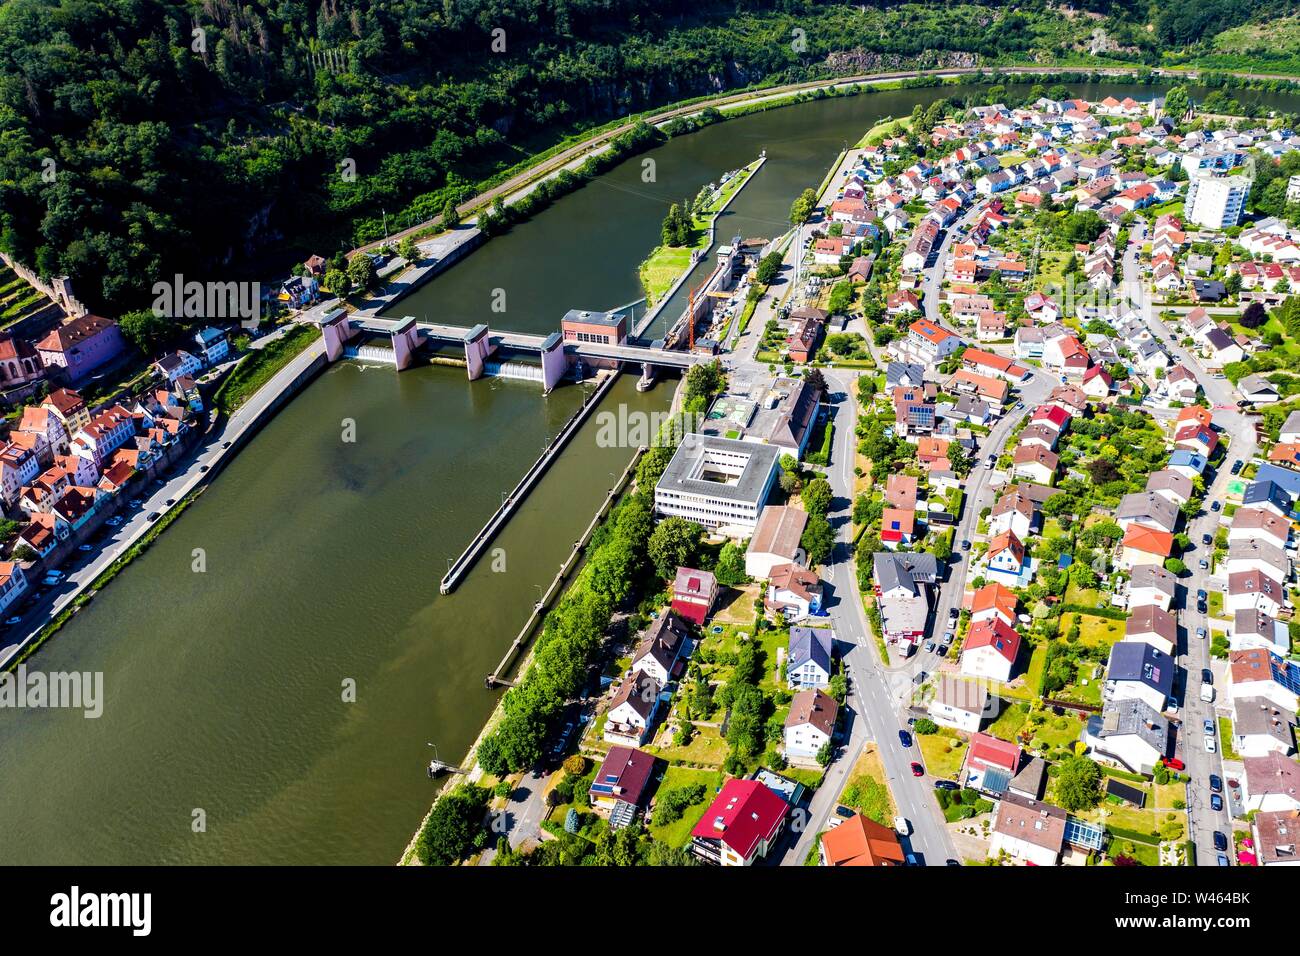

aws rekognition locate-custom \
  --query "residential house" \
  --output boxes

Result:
[671,567,717,626]
[631,612,691,685]
[35,314,126,383]
[1233,702,1296,759]
[1124,605,1178,656]
[985,530,1029,586]
[689,779,787,866]
[1115,492,1179,534]
[989,491,1036,540]
[1012,444,1058,485]
[1227,649,1299,713]
[961,617,1021,682]
[1117,524,1174,573]
[0,561,28,616]
[929,676,990,732]
[745,506,808,579]
[1126,564,1176,613]
[819,814,905,867]
[989,793,1067,866]
[767,564,823,622]
[1251,810,1300,866]
[1104,642,1174,713]
[1084,698,1169,775]
[786,626,833,689]
[784,688,838,761]
[970,582,1018,628]
[588,746,656,821]
[603,673,663,746]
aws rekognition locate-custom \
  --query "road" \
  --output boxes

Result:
[0,333,328,668]
[779,367,960,866]
[1124,216,1250,865]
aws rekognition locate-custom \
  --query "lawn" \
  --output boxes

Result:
[917,729,967,781]
[638,246,694,306]
[837,745,896,826]
[1207,591,1225,620]
[1218,716,1240,761]
[215,324,321,414]
[647,767,724,848]
[645,724,730,768]
[1062,611,1125,648]
[1020,644,1049,700]
[986,699,1031,743]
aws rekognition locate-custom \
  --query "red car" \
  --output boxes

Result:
[1163,757,1186,771]
[910,762,924,777]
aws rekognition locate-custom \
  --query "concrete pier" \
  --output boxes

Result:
[485,444,645,687]
[438,370,621,594]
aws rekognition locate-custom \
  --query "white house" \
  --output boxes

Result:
[783,688,837,761]
[0,561,28,616]
[745,506,808,580]
[604,673,662,746]
[989,793,1066,867]
[930,676,989,733]
[960,617,1021,683]
[786,626,832,690]
[1242,753,1300,812]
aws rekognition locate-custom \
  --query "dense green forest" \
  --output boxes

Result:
[0,0,1296,313]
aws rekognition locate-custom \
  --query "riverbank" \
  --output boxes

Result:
[351,64,1299,265]
[637,157,763,306]
[0,333,328,671]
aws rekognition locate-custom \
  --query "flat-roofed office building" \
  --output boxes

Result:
[654,433,779,535]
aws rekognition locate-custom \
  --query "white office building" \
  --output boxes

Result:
[654,433,779,535]
[1185,174,1251,229]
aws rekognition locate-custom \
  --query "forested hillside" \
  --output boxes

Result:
[0,0,1293,313]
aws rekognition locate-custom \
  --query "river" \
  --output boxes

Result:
[1,77,1294,865]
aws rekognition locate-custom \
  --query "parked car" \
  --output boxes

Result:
[1202,533,1212,546]
[4,616,20,626]
[77,544,93,552]
[924,641,936,653]
[899,730,913,748]
[1164,757,1186,771]
[1202,669,1213,685]
[910,762,924,777]
[1198,560,1209,571]
[834,805,855,819]
[1217,854,1230,866]
[1210,501,1221,512]
[949,607,960,619]
[961,540,971,551]
[1210,774,1222,793]
[1203,718,1215,735]
[1230,460,1243,475]
[934,780,959,791]
[1205,735,1217,754]
[894,816,910,836]
[1210,793,1223,811]
[1214,831,1228,852]
[147,512,161,522]
[1197,589,1208,602]
[1196,627,1207,640]
[936,644,949,657]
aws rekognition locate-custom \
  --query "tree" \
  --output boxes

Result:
[713,540,748,586]
[804,368,827,395]
[800,514,834,567]
[647,517,702,579]
[1055,756,1102,812]
[947,440,971,477]
[816,740,833,767]
[441,199,461,229]
[755,251,783,286]
[118,309,172,355]
[1240,301,1267,329]
[323,269,349,294]
[398,236,419,263]
[913,718,938,735]
[789,187,818,225]
[1164,557,1187,576]
[801,477,833,518]
[1164,85,1190,120]
[347,255,378,291]
[414,784,490,866]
